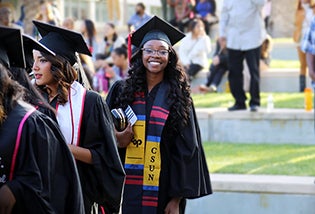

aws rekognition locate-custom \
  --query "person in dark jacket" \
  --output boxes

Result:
[200,38,228,92]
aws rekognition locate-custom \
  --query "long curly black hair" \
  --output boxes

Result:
[114,46,192,130]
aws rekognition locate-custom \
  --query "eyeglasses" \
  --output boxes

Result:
[141,48,170,57]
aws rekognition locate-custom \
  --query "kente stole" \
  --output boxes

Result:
[123,82,170,214]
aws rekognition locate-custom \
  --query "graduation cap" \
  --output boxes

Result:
[32,20,91,65]
[131,16,185,48]
[0,26,25,68]
[22,34,56,72]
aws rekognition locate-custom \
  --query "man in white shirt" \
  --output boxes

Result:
[219,0,266,112]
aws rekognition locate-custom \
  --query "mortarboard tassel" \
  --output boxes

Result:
[127,32,133,64]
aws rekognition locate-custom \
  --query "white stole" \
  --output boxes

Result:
[56,81,86,146]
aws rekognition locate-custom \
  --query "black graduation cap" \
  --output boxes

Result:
[22,34,56,72]
[32,20,92,65]
[0,26,25,68]
[131,15,185,48]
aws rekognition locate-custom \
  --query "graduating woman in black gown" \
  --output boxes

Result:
[31,20,125,213]
[106,16,212,214]
[0,27,84,214]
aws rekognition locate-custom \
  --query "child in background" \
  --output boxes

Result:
[93,46,128,95]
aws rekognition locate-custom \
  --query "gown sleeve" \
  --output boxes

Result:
[168,103,212,199]
[106,80,124,109]
[5,111,84,214]
[78,91,125,213]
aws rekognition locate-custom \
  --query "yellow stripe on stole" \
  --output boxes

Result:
[125,119,146,165]
[143,141,161,187]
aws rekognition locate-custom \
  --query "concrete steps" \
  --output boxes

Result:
[196,108,315,144]
[186,174,315,214]
[190,68,312,93]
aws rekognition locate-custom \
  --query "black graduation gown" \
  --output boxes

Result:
[106,81,212,214]
[0,101,84,214]
[50,90,125,214]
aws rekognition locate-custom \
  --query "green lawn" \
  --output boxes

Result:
[192,92,306,109]
[203,142,315,176]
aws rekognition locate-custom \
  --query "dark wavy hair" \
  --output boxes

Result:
[84,19,96,48]
[104,23,118,43]
[36,53,77,105]
[0,64,24,125]
[113,46,127,59]
[114,45,192,130]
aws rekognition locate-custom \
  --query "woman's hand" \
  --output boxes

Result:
[0,185,16,214]
[68,144,93,164]
[164,197,181,214]
[115,123,134,148]
[212,55,220,66]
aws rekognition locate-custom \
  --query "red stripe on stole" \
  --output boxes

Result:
[133,100,145,105]
[142,196,158,201]
[149,121,165,126]
[142,201,158,207]
[125,179,143,185]
[152,106,169,114]
[151,110,168,120]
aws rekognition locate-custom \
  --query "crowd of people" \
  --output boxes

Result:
[0,0,213,213]
[5,0,315,212]
[2,0,314,212]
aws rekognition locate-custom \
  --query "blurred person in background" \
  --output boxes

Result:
[199,37,228,93]
[0,3,21,28]
[262,0,272,31]
[127,2,151,32]
[80,19,98,59]
[109,46,129,81]
[220,0,266,112]
[194,0,217,35]
[167,0,196,32]
[33,0,57,38]
[93,46,129,95]
[62,17,95,86]
[294,0,315,92]
[62,17,75,31]
[97,22,126,60]
[179,18,211,81]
